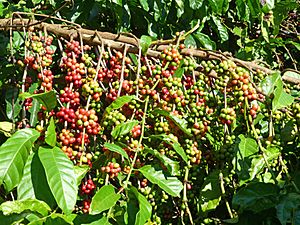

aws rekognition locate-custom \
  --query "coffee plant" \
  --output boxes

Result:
[0,1,300,225]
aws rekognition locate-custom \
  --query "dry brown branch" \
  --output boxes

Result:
[1,18,300,84]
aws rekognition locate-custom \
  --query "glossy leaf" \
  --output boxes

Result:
[43,213,74,225]
[259,72,281,96]
[140,35,152,54]
[45,117,56,147]
[90,185,121,215]
[105,95,135,114]
[139,0,149,11]
[145,147,180,176]
[0,128,40,192]
[111,120,139,139]
[17,153,56,208]
[193,33,216,50]
[0,121,14,137]
[29,99,40,127]
[184,34,197,48]
[74,165,90,186]
[189,0,204,10]
[128,186,152,225]
[276,193,300,225]
[150,134,188,163]
[139,165,183,197]
[38,146,77,214]
[238,134,258,158]
[82,216,111,225]
[0,199,50,217]
[199,170,222,212]
[272,86,294,111]
[5,87,22,120]
[152,109,192,137]
[232,182,279,213]
[19,91,57,111]
[212,15,228,42]
[104,143,129,160]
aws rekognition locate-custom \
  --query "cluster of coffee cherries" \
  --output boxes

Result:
[184,139,201,164]
[59,87,80,108]
[220,107,236,125]
[75,108,100,135]
[101,162,122,178]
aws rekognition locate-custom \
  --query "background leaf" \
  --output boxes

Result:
[19,91,57,111]
[45,117,56,147]
[233,182,279,213]
[140,35,152,54]
[90,185,120,215]
[128,186,152,225]
[104,143,129,160]
[199,170,222,213]
[0,199,50,217]
[111,120,139,139]
[139,165,183,197]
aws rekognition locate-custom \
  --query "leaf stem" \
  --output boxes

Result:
[219,171,233,219]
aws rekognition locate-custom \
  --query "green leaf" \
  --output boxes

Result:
[5,87,22,120]
[232,182,279,213]
[140,35,152,54]
[0,212,27,224]
[111,120,139,139]
[199,170,222,212]
[0,121,14,137]
[184,34,197,48]
[144,147,180,176]
[261,19,269,42]
[152,109,192,137]
[17,153,56,208]
[139,165,183,197]
[90,185,121,215]
[0,199,50,217]
[139,0,149,11]
[82,216,111,225]
[19,91,57,111]
[189,0,204,10]
[173,67,184,79]
[259,72,281,96]
[250,147,280,180]
[0,128,40,192]
[74,165,90,186]
[150,134,188,163]
[281,120,295,142]
[283,70,300,80]
[104,143,129,160]
[32,0,42,5]
[106,95,135,114]
[45,117,56,147]
[211,15,228,42]
[276,193,300,225]
[238,134,258,158]
[208,0,226,14]
[43,213,74,225]
[128,186,152,225]
[28,99,40,127]
[38,146,77,214]
[289,41,300,51]
[193,33,216,50]
[272,85,294,111]
[175,0,184,17]
[236,0,250,21]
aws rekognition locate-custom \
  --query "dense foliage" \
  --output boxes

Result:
[0,0,300,225]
